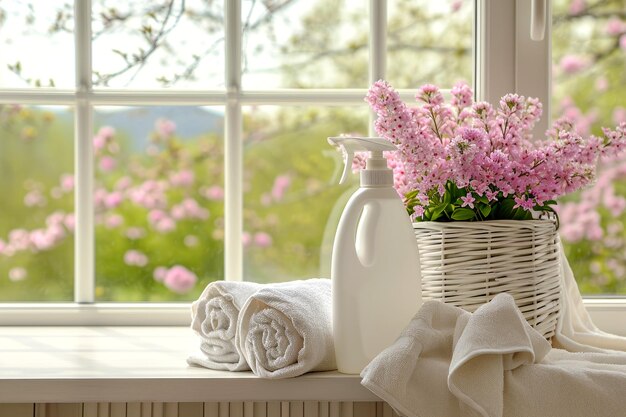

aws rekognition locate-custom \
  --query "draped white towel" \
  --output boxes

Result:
[361,293,626,417]
[554,240,626,353]
[236,278,336,379]
[188,281,262,371]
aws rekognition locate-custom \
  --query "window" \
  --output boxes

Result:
[0,0,623,326]
[552,0,626,296]
[0,0,472,323]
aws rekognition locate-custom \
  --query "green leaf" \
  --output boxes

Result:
[496,197,516,219]
[479,203,492,218]
[405,190,419,200]
[446,181,460,196]
[475,195,488,204]
[451,207,476,220]
[512,208,533,220]
[431,202,448,221]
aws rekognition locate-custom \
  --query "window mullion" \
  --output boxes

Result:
[225,0,243,281]
[515,0,551,134]
[475,0,516,104]
[74,0,95,303]
[369,0,387,136]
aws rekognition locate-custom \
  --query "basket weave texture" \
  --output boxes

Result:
[413,220,561,340]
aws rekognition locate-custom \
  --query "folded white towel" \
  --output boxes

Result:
[188,281,262,371]
[236,278,336,378]
[362,293,626,417]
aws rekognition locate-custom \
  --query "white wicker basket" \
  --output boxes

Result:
[413,220,561,340]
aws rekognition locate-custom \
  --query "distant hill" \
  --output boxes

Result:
[94,106,224,149]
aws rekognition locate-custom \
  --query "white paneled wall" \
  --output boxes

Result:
[0,402,400,417]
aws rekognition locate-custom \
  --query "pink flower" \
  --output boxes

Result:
[460,193,475,209]
[169,170,194,187]
[171,204,186,220]
[153,266,168,282]
[98,126,116,140]
[93,135,106,151]
[105,214,124,229]
[124,250,148,267]
[9,229,31,251]
[60,174,74,192]
[64,214,75,232]
[451,0,462,12]
[163,265,197,294]
[568,0,586,15]
[416,84,444,106]
[24,190,46,207]
[559,55,589,74]
[451,82,473,110]
[513,196,535,211]
[148,209,167,224]
[155,118,176,138]
[254,232,273,248]
[560,224,584,242]
[271,175,291,201]
[242,232,252,247]
[595,77,608,92]
[413,205,425,219]
[605,17,624,36]
[614,107,626,125]
[115,176,132,190]
[201,185,224,201]
[485,189,499,201]
[154,217,176,233]
[586,225,604,241]
[99,156,117,172]
[8,267,27,282]
[125,227,145,240]
[105,192,123,209]
[30,229,57,251]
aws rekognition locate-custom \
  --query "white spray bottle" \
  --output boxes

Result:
[328,136,422,374]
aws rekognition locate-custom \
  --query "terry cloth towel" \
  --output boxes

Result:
[362,293,626,417]
[236,278,336,379]
[188,280,262,371]
[554,240,626,352]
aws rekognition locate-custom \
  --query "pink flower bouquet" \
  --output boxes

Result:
[365,80,626,222]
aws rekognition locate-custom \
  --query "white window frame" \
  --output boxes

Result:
[0,0,624,331]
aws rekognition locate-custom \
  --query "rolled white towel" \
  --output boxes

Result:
[188,280,262,371]
[236,278,336,378]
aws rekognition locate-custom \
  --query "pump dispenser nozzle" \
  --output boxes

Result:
[328,136,397,186]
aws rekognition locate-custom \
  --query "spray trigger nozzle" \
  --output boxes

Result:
[328,136,397,185]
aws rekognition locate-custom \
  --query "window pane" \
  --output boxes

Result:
[241,0,369,89]
[92,0,225,89]
[242,105,367,282]
[0,1,74,88]
[0,105,74,301]
[387,0,473,88]
[94,106,224,301]
[552,0,626,295]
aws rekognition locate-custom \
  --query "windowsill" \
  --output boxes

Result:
[0,327,376,403]
[0,299,623,402]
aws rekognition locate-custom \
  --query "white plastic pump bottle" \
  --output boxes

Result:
[328,136,422,375]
